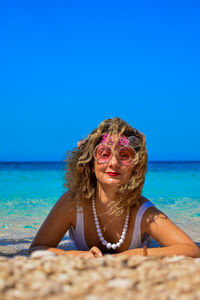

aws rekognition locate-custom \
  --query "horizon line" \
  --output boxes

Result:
[0,160,200,163]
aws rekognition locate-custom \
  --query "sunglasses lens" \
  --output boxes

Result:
[94,145,112,163]
[118,147,136,165]
[94,144,136,165]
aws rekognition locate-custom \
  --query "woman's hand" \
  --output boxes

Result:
[78,246,102,258]
[64,247,102,258]
[89,246,103,258]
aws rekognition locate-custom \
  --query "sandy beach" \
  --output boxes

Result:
[0,251,200,300]
[0,232,74,257]
[0,224,200,300]
[1,234,200,299]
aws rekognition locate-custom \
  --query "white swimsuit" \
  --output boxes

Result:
[69,200,154,251]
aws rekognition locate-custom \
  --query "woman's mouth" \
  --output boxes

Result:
[106,172,120,177]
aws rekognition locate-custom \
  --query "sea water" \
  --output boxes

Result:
[0,162,200,243]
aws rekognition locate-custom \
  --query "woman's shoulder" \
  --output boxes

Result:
[139,195,167,233]
[139,195,154,207]
[55,191,76,214]
[139,195,164,215]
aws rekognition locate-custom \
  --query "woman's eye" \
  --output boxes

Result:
[119,151,131,160]
[120,154,129,159]
[102,151,110,157]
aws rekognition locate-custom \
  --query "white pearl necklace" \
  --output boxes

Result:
[92,197,130,250]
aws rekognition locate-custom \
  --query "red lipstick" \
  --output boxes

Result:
[107,172,120,176]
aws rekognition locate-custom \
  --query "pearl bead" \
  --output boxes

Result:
[111,244,117,250]
[116,242,121,247]
[119,239,123,244]
[102,240,107,246]
[106,243,111,249]
[100,236,104,241]
[121,234,125,239]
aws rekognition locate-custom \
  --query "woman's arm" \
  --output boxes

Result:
[29,192,102,258]
[114,206,200,258]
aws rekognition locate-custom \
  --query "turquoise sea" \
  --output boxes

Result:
[0,161,200,256]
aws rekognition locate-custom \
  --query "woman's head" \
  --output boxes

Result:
[93,133,140,188]
[65,117,148,214]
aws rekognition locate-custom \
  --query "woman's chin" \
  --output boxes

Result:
[102,177,122,187]
[96,174,127,187]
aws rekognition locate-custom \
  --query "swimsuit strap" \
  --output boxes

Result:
[128,201,154,249]
[73,205,90,250]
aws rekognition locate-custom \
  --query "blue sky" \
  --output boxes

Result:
[0,0,200,161]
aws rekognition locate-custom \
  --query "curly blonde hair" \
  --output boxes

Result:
[64,117,148,215]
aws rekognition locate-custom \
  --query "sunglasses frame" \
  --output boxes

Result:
[93,143,137,166]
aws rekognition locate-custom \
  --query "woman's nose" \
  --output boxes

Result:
[108,153,120,167]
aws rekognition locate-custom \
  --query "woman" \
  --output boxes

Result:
[29,117,200,258]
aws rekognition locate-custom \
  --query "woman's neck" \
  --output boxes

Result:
[95,183,116,206]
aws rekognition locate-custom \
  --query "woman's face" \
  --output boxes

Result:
[94,143,135,188]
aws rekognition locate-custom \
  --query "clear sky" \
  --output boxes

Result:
[0,0,200,161]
